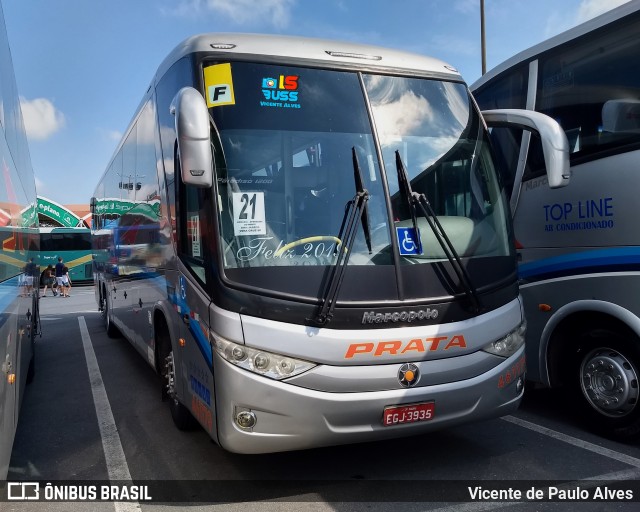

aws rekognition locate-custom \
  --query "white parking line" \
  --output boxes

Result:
[502,415,640,468]
[428,417,640,512]
[78,316,141,512]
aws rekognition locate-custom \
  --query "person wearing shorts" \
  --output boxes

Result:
[41,264,57,297]
[61,265,71,297]
[22,257,37,296]
[55,257,66,296]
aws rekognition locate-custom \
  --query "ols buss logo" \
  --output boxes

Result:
[362,308,439,325]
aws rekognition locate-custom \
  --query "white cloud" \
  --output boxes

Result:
[375,91,434,141]
[546,0,632,37]
[20,97,65,141]
[455,0,478,15]
[170,0,295,28]
[108,130,123,142]
[576,0,631,23]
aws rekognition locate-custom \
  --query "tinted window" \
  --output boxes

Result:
[536,17,640,161]
[41,232,91,252]
[473,65,529,196]
[209,62,391,270]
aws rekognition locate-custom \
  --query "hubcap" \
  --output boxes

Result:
[580,347,639,418]
[165,352,177,401]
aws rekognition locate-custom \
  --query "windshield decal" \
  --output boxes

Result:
[204,63,236,107]
[396,226,421,256]
[232,192,266,235]
[260,74,301,109]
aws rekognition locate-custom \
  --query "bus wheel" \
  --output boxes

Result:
[26,354,35,384]
[573,332,640,440]
[102,291,119,338]
[158,328,196,431]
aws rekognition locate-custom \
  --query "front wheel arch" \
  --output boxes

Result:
[547,312,640,439]
[101,284,119,338]
[154,311,196,431]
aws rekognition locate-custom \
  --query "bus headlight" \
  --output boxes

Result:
[212,334,316,380]
[482,321,526,358]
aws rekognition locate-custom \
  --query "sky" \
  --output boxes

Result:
[1,0,633,206]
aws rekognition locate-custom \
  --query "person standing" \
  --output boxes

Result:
[41,264,56,297]
[61,265,71,297]
[22,257,37,296]
[55,257,65,297]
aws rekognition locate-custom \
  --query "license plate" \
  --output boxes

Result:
[383,402,435,426]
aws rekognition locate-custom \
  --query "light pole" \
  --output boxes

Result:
[481,0,486,75]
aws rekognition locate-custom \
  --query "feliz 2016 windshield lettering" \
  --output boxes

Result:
[236,237,337,261]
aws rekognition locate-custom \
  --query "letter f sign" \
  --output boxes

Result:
[212,86,227,101]
[208,83,233,105]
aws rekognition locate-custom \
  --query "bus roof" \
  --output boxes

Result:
[154,32,462,86]
[471,0,640,91]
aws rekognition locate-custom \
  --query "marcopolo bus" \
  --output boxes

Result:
[91,33,568,452]
[472,1,640,439]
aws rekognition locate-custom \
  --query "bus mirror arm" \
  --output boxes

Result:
[170,87,213,188]
[481,109,570,189]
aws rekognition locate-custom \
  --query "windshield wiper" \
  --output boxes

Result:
[310,147,371,326]
[394,150,482,313]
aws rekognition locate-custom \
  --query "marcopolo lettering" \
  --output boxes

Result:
[362,308,439,324]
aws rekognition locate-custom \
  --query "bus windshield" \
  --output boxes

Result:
[209,62,512,296]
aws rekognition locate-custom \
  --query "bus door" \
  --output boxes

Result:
[174,182,217,435]
[174,269,216,436]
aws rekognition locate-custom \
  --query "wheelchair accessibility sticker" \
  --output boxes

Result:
[396,226,422,256]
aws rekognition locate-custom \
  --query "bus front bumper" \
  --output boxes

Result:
[212,346,525,453]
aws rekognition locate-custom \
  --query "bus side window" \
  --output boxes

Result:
[522,132,546,182]
[474,64,529,201]
[176,156,208,284]
[486,126,523,201]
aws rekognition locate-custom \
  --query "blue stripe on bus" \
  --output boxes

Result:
[519,247,640,281]
[170,288,213,369]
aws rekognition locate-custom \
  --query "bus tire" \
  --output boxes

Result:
[157,321,196,431]
[572,329,640,440]
[26,354,35,385]
[102,290,119,338]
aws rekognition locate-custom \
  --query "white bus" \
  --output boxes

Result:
[0,2,39,478]
[91,33,568,452]
[472,0,640,439]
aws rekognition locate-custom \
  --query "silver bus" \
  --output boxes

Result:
[0,2,39,478]
[472,0,640,439]
[91,33,567,452]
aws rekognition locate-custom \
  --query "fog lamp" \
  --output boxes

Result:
[236,410,257,430]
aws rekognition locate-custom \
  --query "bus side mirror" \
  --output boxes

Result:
[481,109,570,189]
[170,87,213,188]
